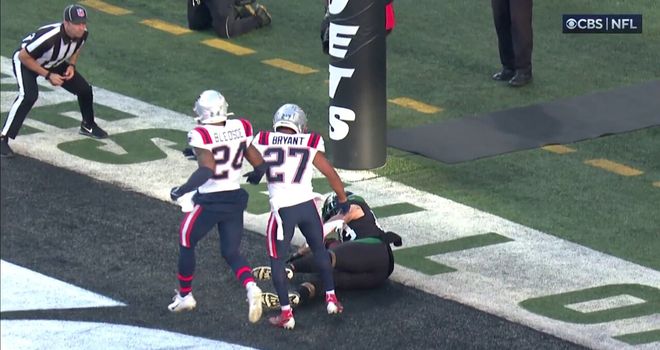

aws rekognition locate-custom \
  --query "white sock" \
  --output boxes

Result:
[246,281,258,292]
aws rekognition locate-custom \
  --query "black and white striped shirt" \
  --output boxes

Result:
[18,23,88,69]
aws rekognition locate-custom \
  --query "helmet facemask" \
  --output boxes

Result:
[322,191,361,222]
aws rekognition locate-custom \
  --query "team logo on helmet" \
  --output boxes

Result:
[273,103,307,134]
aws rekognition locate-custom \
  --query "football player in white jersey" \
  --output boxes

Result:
[248,103,349,329]
[167,90,267,324]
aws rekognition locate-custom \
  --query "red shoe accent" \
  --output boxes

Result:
[269,309,295,329]
[326,293,344,314]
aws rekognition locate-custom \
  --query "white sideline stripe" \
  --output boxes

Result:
[0,320,256,350]
[2,56,659,350]
[0,260,125,312]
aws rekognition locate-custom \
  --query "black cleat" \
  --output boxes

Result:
[492,68,515,81]
[508,71,533,87]
[79,122,108,139]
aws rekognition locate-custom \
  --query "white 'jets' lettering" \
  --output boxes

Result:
[328,0,358,141]
[329,65,355,98]
[328,106,355,141]
[329,23,359,58]
[328,0,349,14]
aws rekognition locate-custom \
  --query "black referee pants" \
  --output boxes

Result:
[2,51,94,139]
[491,0,533,73]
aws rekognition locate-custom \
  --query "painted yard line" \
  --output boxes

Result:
[79,0,132,15]
[261,59,318,75]
[388,97,442,114]
[584,159,644,177]
[1,320,257,349]
[140,19,192,36]
[1,260,125,312]
[542,145,576,154]
[2,56,658,350]
[201,38,255,56]
[0,260,255,349]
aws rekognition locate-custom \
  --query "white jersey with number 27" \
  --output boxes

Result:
[252,131,324,209]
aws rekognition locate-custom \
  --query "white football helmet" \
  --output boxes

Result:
[273,103,307,133]
[193,90,233,124]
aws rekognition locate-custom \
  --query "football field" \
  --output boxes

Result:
[1,1,659,349]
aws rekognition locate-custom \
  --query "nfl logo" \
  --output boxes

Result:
[77,8,85,17]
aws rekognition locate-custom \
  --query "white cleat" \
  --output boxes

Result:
[247,286,263,323]
[168,290,197,312]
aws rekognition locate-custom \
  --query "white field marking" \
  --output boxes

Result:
[0,260,125,312]
[1,75,18,84]
[2,56,659,350]
[565,295,648,314]
[1,320,257,350]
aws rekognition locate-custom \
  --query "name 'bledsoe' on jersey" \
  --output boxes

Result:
[187,118,254,193]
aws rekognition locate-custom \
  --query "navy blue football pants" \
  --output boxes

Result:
[176,204,254,294]
[266,200,334,308]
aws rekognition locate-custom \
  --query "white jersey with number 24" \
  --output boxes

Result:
[187,118,254,193]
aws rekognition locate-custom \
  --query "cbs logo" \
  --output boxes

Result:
[565,17,604,30]
[565,18,578,29]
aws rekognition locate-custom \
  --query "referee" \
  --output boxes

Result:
[1,4,108,158]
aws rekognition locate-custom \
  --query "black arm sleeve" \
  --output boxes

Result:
[177,167,214,193]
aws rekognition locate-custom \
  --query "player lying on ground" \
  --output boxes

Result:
[253,192,402,309]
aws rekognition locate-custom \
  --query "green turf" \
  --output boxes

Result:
[613,329,660,345]
[372,202,425,218]
[1,0,658,270]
